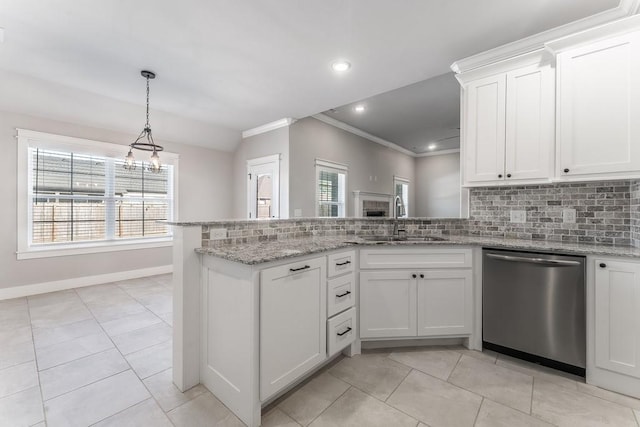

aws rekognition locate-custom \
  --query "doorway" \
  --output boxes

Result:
[247,155,280,219]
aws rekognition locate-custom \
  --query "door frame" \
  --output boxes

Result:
[247,154,280,219]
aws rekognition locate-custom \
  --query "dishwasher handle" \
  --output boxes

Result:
[486,253,581,266]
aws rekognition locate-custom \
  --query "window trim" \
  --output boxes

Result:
[315,158,348,218]
[16,129,179,259]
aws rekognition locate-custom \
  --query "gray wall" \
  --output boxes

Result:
[289,117,415,218]
[1,110,235,290]
[232,126,290,219]
[415,153,462,217]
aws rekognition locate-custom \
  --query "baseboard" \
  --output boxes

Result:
[0,265,173,300]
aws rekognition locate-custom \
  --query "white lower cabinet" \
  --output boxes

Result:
[260,257,326,400]
[594,259,640,379]
[327,307,356,357]
[360,250,474,340]
[417,270,473,336]
[360,271,417,338]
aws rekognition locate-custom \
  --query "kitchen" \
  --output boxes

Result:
[2,1,640,426]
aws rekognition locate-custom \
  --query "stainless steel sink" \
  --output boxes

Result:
[359,235,448,243]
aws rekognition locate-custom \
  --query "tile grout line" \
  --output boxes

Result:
[73,285,178,427]
[25,295,47,427]
[530,376,535,416]
[471,397,484,426]
[297,383,352,427]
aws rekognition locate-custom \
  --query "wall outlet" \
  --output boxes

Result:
[563,208,577,223]
[210,228,227,240]
[510,210,527,223]
[294,208,303,217]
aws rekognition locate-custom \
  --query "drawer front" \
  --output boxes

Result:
[327,250,356,278]
[360,247,472,270]
[328,272,356,318]
[327,307,356,357]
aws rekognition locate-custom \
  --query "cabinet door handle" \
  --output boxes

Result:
[498,174,503,178]
[599,263,607,268]
[335,260,351,266]
[337,327,352,336]
[336,291,351,298]
[506,173,512,178]
[289,265,310,272]
[420,274,424,279]
[411,274,417,279]
[564,168,570,173]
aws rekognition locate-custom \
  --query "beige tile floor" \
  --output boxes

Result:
[1,274,640,426]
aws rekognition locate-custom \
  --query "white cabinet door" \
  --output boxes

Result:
[417,270,473,337]
[464,74,507,183]
[595,259,640,379]
[505,63,555,181]
[260,258,326,400]
[360,271,416,338]
[557,31,640,177]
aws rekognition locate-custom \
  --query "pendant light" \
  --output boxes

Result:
[124,70,164,173]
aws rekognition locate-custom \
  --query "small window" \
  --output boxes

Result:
[394,176,409,218]
[316,159,347,218]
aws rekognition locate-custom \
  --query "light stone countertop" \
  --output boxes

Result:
[195,235,640,265]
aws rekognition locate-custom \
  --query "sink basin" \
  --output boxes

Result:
[360,235,448,243]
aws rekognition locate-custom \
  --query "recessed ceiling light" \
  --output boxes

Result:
[428,144,436,150]
[354,105,365,113]
[331,60,351,72]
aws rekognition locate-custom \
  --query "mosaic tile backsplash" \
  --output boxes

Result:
[200,179,640,248]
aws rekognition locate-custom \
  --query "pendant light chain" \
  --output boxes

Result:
[123,70,164,173]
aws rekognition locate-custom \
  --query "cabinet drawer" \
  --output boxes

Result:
[327,307,356,357]
[327,250,356,278]
[328,272,356,318]
[360,248,472,269]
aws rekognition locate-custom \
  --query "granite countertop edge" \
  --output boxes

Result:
[194,235,640,265]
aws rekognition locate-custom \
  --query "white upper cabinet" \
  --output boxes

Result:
[459,52,555,186]
[464,74,507,183]
[555,30,640,179]
[505,64,555,181]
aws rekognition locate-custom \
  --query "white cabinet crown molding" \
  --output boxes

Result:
[451,1,639,74]
[242,118,296,139]
[455,49,553,87]
[545,13,640,54]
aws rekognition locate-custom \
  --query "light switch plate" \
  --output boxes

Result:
[510,210,526,223]
[563,208,577,223]
[210,228,227,240]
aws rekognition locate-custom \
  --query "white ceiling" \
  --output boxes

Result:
[0,0,621,150]
[323,73,461,154]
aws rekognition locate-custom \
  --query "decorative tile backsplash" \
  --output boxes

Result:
[198,179,640,249]
[631,180,640,248]
[468,180,633,246]
[201,218,467,247]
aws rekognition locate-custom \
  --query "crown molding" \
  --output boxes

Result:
[450,1,639,74]
[311,114,417,158]
[242,118,296,139]
[545,13,640,54]
[415,148,461,158]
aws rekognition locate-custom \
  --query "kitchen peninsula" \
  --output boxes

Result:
[170,217,640,427]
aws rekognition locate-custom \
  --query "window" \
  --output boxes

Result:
[17,129,177,259]
[394,176,409,218]
[316,159,347,217]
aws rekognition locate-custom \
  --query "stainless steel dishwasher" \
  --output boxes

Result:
[483,249,586,376]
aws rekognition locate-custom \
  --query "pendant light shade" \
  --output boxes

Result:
[124,70,164,172]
